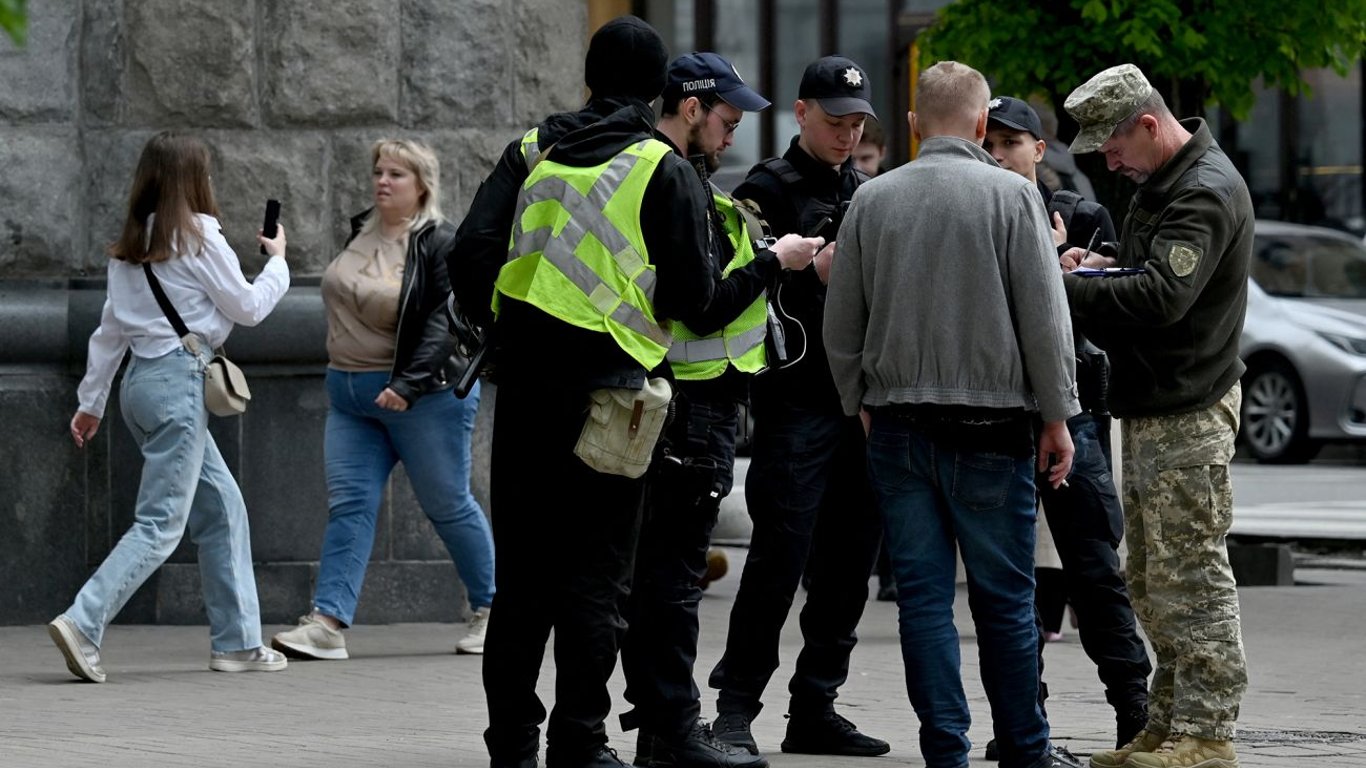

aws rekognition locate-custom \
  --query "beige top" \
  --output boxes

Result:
[322,227,407,371]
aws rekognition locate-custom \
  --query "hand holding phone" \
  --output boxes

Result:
[260,199,281,256]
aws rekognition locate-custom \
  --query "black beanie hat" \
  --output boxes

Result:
[584,15,669,102]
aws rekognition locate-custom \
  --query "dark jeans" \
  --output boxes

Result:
[867,414,1047,768]
[1037,413,1151,713]
[621,386,739,741]
[709,400,882,719]
[483,383,644,765]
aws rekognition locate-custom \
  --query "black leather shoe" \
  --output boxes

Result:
[780,712,890,757]
[578,747,628,768]
[984,738,999,760]
[711,713,758,756]
[646,721,769,768]
[1024,743,1081,768]
[546,746,626,768]
[634,731,655,767]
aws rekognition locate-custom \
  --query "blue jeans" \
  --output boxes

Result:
[66,346,263,652]
[867,413,1048,768]
[314,370,495,625]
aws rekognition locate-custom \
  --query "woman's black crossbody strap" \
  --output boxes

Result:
[143,262,192,339]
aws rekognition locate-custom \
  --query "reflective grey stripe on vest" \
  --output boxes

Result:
[512,142,667,347]
[666,323,767,363]
[523,139,541,168]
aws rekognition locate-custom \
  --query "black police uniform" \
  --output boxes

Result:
[619,129,780,768]
[448,18,717,766]
[1037,185,1152,742]
[708,56,885,756]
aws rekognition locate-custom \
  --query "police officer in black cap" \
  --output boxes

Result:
[707,55,889,759]
[449,16,719,768]
[983,95,1152,758]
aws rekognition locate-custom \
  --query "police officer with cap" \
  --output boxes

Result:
[619,51,825,768]
[708,55,889,759]
[1058,63,1254,768]
[449,16,718,768]
[984,94,1152,759]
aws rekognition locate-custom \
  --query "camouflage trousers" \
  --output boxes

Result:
[1120,383,1247,740]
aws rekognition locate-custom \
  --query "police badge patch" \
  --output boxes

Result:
[1168,243,1201,277]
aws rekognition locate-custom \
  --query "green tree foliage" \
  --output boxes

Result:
[920,0,1366,122]
[1,0,26,47]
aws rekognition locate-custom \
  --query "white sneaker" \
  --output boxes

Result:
[455,606,490,655]
[48,615,106,683]
[271,614,349,660]
[209,646,288,673]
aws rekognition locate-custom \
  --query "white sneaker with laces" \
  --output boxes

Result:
[271,613,349,660]
[455,606,490,655]
[209,646,288,673]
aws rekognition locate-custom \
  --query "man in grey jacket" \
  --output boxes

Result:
[824,60,1080,768]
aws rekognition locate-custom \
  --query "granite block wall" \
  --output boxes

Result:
[0,0,589,626]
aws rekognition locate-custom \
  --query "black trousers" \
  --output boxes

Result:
[1037,412,1151,713]
[620,385,739,741]
[709,399,882,719]
[483,383,645,765]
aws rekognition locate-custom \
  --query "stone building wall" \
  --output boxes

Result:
[0,0,588,626]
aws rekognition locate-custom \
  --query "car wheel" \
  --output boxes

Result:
[1241,360,1320,464]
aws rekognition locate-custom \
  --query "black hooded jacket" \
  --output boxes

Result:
[450,96,716,392]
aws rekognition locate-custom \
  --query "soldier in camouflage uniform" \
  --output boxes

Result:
[1059,64,1254,768]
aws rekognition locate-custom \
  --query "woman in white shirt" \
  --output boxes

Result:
[50,131,291,682]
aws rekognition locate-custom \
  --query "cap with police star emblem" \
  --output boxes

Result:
[987,96,1042,139]
[1064,63,1155,154]
[664,52,771,112]
[798,55,877,118]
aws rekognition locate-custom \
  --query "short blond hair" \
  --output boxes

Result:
[362,138,445,234]
[914,61,989,136]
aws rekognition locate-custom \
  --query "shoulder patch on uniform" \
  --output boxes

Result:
[1168,242,1201,277]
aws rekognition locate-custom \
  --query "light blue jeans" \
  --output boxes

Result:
[313,370,495,626]
[66,346,263,652]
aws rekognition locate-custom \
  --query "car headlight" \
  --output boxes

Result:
[1318,332,1366,355]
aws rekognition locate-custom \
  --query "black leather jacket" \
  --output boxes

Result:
[347,210,462,404]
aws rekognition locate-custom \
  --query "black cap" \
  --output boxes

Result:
[664,52,771,112]
[584,16,669,102]
[798,56,876,118]
[987,96,1043,139]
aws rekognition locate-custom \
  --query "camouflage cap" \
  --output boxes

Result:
[1064,64,1154,154]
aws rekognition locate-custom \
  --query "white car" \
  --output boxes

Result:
[1239,220,1366,463]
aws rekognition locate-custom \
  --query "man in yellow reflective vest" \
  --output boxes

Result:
[449,17,720,768]
[620,53,825,768]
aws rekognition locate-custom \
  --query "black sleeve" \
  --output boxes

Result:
[640,155,716,327]
[679,244,779,337]
[448,138,527,329]
[389,227,459,404]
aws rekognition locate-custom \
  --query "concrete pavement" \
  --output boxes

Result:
[3,547,1365,767]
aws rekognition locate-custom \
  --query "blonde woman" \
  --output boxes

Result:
[272,139,494,659]
[52,131,290,682]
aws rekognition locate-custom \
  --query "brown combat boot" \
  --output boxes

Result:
[1124,735,1238,768]
[1088,728,1168,767]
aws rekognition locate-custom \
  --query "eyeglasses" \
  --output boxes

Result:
[700,101,740,135]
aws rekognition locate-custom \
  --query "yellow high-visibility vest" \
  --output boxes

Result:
[495,129,674,369]
[667,188,768,380]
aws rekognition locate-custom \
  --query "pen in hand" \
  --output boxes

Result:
[1079,228,1101,268]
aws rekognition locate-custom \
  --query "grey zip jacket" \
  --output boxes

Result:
[824,136,1080,424]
